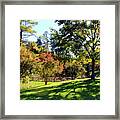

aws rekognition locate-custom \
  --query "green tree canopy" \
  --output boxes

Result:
[20,20,38,40]
[50,20,100,79]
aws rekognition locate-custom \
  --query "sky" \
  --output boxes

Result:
[27,20,60,42]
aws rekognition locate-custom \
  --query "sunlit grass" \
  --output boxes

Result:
[20,78,100,100]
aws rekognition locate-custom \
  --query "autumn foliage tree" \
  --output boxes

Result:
[20,42,35,82]
[33,52,63,85]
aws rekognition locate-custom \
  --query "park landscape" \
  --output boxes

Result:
[20,20,100,100]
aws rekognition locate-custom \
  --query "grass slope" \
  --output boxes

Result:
[20,78,100,100]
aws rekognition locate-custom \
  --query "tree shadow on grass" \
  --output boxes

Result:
[20,78,100,100]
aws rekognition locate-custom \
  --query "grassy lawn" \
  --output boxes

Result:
[20,78,100,100]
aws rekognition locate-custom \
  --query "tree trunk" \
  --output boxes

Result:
[91,40,95,80]
[91,58,95,80]
[63,60,66,78]
[20,29,23,40]
[86,64,90,78]
[45,80,47,85]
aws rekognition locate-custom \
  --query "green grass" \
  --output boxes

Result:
[20,78,100,100]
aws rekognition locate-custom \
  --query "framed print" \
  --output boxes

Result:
[0,0,119,119]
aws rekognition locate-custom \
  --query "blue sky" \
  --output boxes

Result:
[27,20,60,42]
[33,20,59,35]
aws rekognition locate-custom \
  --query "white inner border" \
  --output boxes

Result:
[5,5,115,115]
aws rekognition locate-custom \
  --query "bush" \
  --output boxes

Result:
[21,76,31,84]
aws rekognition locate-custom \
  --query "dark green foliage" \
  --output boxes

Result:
[50,20,100,79]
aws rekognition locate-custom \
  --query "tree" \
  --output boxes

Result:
[20,42,35,80]
[20,20,38,41]
[36,37,42,46]
[63,59,85,79]
[50,20,100,79]
[33,52,63,85]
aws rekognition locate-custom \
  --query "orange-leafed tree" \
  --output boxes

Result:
[20,42,35,82]
[33,52,63,85]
